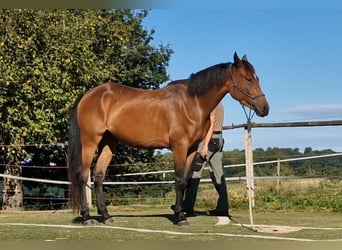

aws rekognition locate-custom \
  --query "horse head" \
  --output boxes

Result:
[229,52,269,117]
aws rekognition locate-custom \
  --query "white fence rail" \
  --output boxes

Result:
[1,152,341,186]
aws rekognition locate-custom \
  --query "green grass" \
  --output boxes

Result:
[159,178,342,213]
[1,207,342,242]
[1,177,342,250]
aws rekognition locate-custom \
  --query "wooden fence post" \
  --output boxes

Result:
[276,158,281,192]
[244,124,255,230]
[244,124,255,207]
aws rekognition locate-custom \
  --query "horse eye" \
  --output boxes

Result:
[246,77,252,82]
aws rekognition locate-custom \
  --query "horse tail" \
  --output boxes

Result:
[67,96,83,213]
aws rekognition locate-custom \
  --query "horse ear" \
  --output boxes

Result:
[233,52,241,66]
[242,55,248,61]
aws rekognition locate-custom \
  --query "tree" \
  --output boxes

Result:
[0,9,172,210]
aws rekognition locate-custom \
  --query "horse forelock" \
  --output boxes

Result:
[187,63,231,96]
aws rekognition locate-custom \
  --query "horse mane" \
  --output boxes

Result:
[241,60,256,74]
[187,63,231,96]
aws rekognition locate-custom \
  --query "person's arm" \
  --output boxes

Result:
[200,112,215,159]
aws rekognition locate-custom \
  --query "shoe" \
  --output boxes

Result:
[207,209,229,217]
[170,205,196,216]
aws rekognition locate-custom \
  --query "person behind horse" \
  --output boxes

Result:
[174,102,230,217]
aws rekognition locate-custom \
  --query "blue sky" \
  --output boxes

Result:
[143,8,342,152]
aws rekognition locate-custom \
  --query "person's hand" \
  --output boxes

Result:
[200,145,208,159]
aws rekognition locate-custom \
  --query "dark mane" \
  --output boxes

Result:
[187,63,231,96]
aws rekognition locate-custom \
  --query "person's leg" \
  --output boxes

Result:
[207,145,230,216]
[209,174,229,216]
[182,177,200,215]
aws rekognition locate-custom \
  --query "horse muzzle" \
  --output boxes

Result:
[253,97,269,117]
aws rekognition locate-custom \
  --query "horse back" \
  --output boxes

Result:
[76,82,206,149]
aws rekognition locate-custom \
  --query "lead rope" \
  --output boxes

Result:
[242,105,255,122]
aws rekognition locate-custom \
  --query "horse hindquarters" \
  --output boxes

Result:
[67,99,97,224]
[68,96,104,225]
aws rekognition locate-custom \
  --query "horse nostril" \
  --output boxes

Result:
[263,104,270,116]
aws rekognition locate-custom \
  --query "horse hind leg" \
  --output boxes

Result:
[79,143,98,225]
[93,134,118,224]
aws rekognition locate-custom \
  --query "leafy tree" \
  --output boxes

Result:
[223,149,246,177]
[222,147,342,179]
[304,147,313,154]
[0,9,172,210]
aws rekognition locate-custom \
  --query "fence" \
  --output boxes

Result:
[1,151,341,208]
[1,119,342,213]
[224,119,342,230]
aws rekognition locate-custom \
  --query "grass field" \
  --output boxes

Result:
[1,178,342,250]
[1,206,342,242]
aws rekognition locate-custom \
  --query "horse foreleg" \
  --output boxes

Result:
[94,175,114,224]
[174,176,188,225]
[93,145,114,224]
[173,150,197,225]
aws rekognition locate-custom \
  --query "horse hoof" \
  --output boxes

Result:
[104,217,115,225]
[83,219,97,226]
[177,219,190,226]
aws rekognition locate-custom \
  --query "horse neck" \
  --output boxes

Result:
[196,84,229,114]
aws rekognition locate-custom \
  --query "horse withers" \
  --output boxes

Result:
[67,52,269,226]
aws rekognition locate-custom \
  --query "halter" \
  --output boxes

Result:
[229,63,265,121]
[229,63,265,101]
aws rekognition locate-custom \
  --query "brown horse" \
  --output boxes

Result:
[67,52,269,226]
